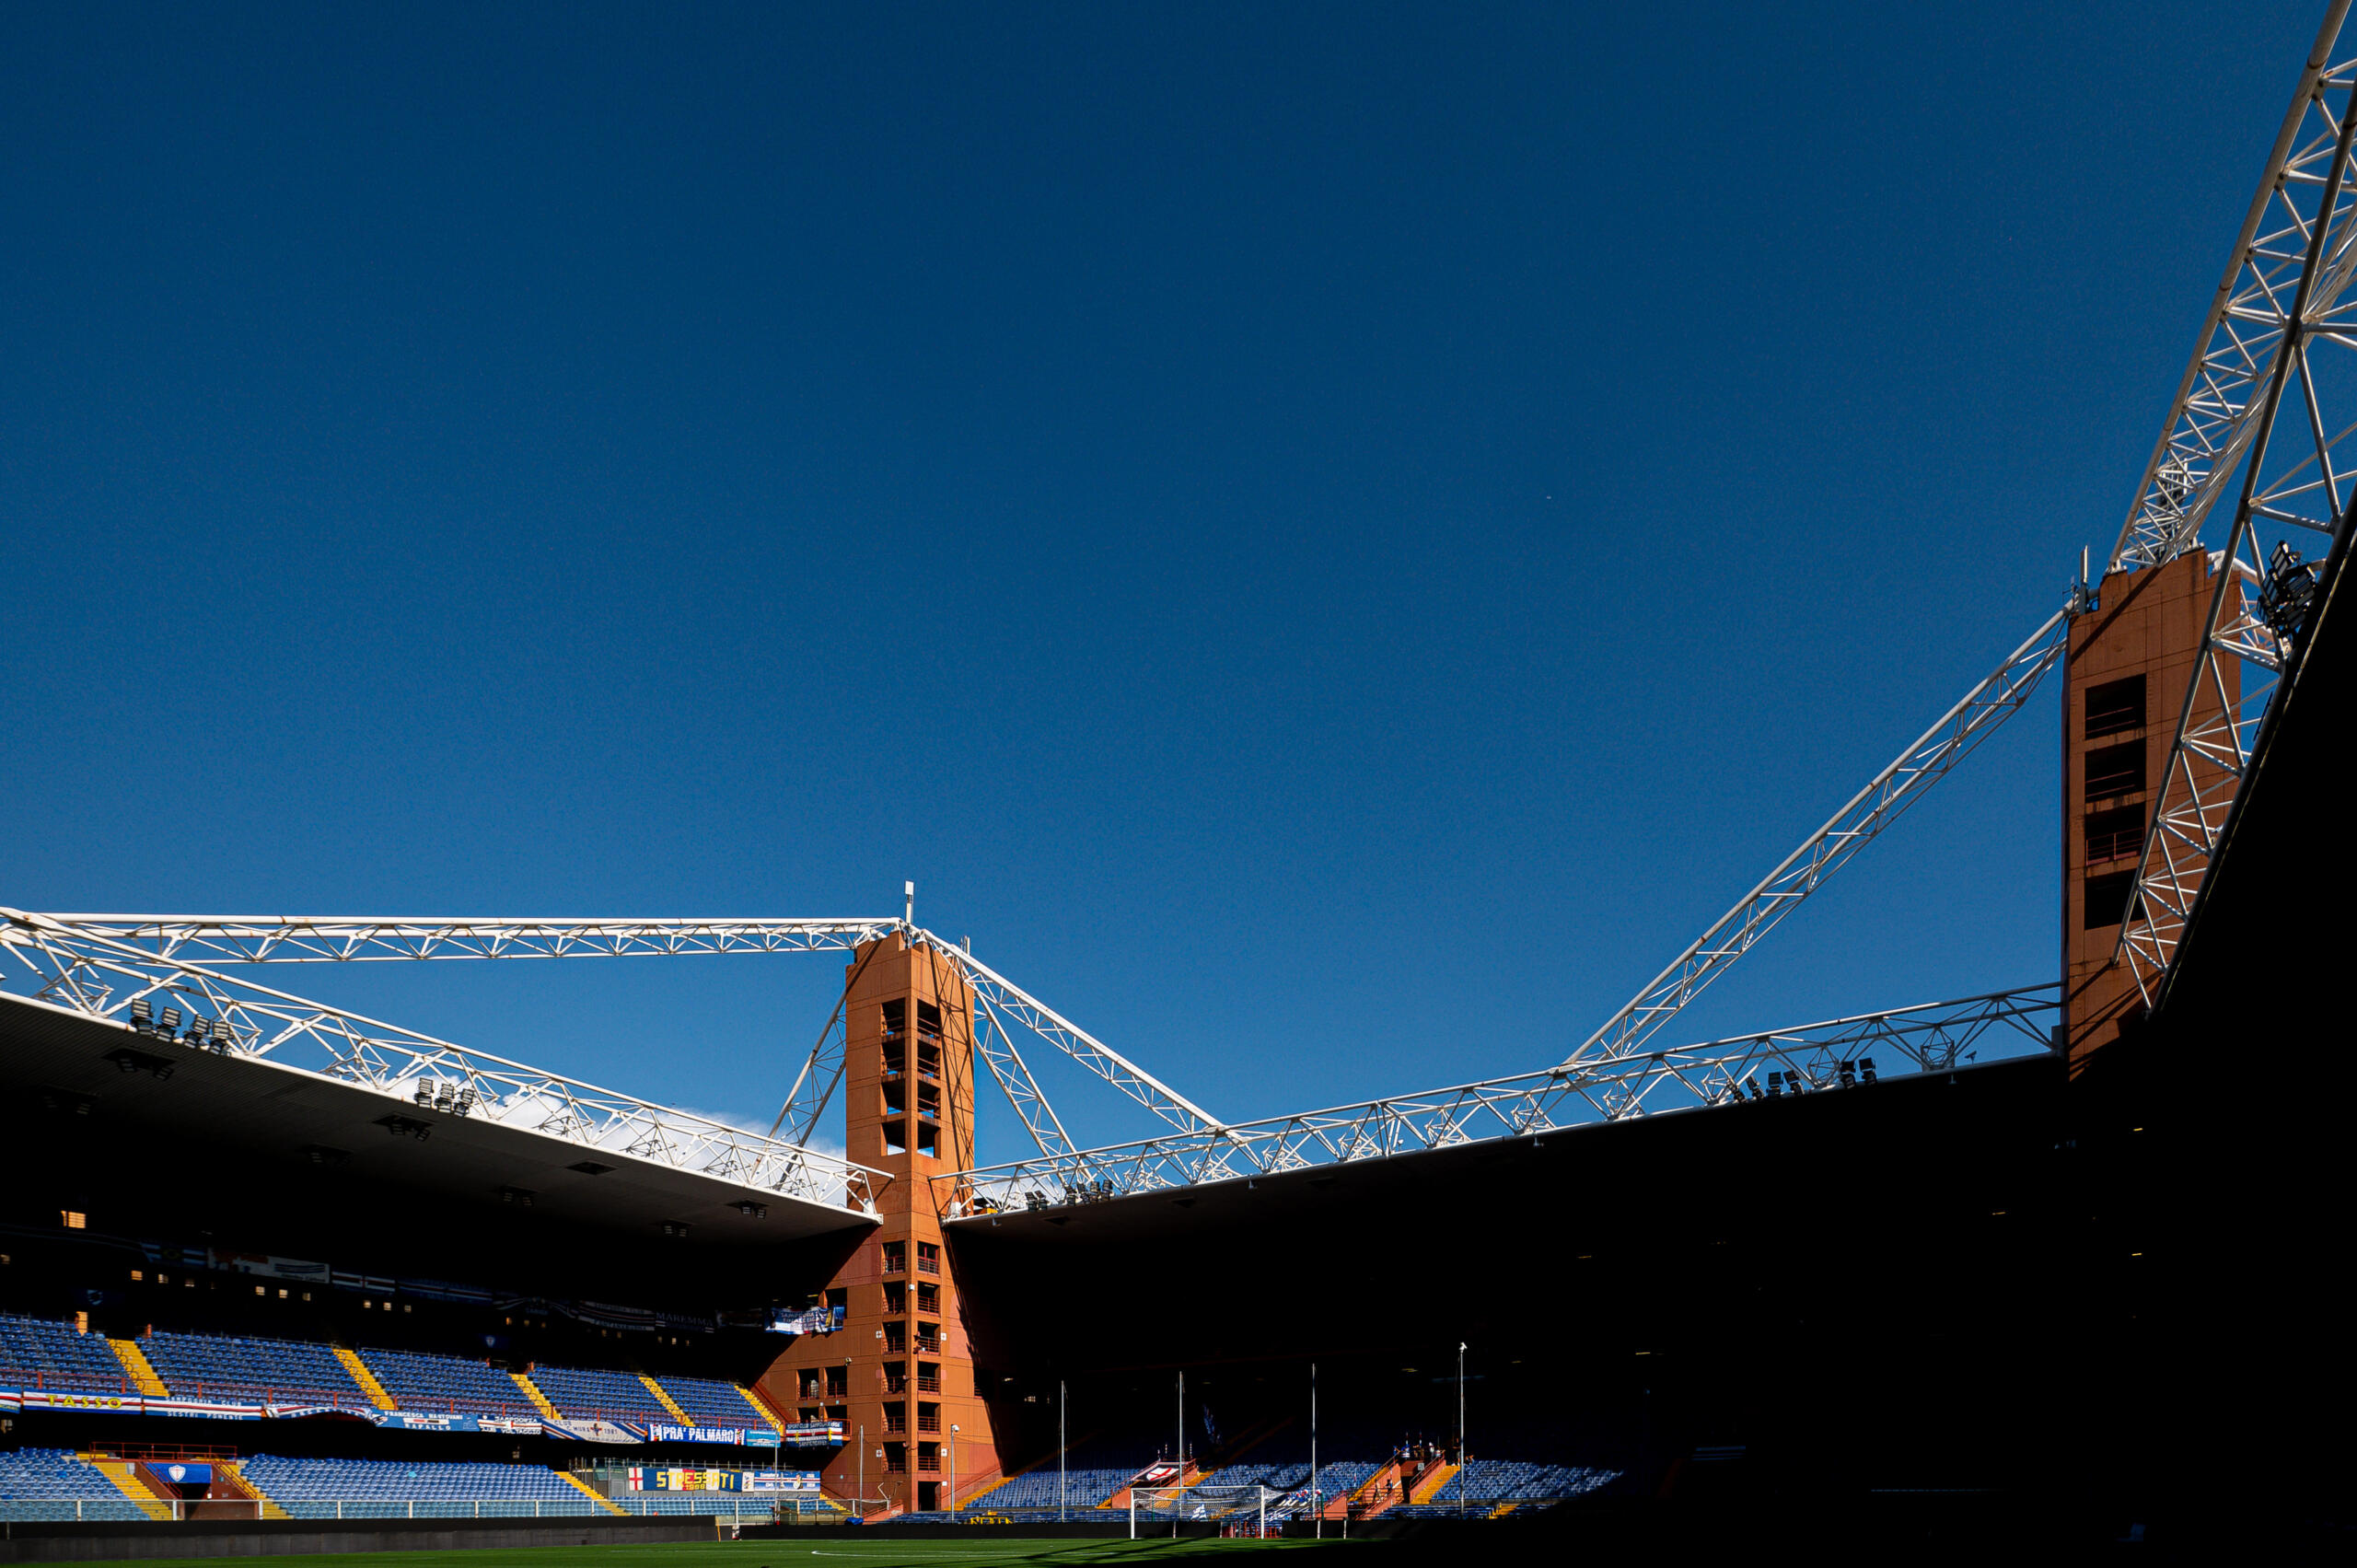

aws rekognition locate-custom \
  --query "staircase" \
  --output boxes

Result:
[511,1370,562,1420]
[561,1472,626,1516]
[1408,1460,1459,1504]
[638,1374,693,1425]
[216,1460,289,1519]
[81,1457,172,1520]
[332,1347,398,1411]
[106,1338,168,1397]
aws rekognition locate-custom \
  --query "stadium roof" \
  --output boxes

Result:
[0,992,873,1300]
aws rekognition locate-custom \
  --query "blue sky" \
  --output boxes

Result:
[0,1,2324,1157]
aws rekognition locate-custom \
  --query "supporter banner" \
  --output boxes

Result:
[263,1403,376,1422]
[330,1270,396,1294]
[572,1300,659,1332]
[155,1462,213,1486]
[396,1277,494,1306]
[770,1306,840,1336]
[644,1422,747,1446]
[477,1415,542,1436]
[1,1388,266,1422]
[781,1421,844,1446]
[377,1411,471,1431]
[543,1417,644,1445]
[742,1471,822,1493]
[214,1251,328,1283]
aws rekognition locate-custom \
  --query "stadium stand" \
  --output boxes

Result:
[652,1372,777,1434]
[138,1330,372,1411]
[236,1456,608,1518]
[525,1363,676,1423]
[355,1346,545,1420]
[0,1448,153,1522]
[0,1316,134,1394]
[964,1467,1136,1511]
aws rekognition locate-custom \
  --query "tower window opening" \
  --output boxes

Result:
[2085,674,2146,738]
[883,1120,909,1156]
[2084,741,2145,800]
[2084,870,2142,930]
[916,1121,939,1157]
[2084,805,2144,864]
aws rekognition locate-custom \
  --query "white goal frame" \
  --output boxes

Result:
[1129,1483,1275,1539]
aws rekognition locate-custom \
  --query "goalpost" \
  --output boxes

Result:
[1130,1483,1277,1539]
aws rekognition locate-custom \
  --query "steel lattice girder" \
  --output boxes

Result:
[2110,12,2357,994]
[1,910,1224,1156]
[0,911,893,1210]
[1562,608,2070,1069]
[939,986,2060,1207]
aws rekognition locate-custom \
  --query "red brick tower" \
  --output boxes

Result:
[758,934,1001,1514]
[2061,552,2240,1073]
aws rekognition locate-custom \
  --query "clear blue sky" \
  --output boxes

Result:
[0,1,2322,1157]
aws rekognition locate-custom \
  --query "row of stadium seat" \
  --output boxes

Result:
[0,1315,775,1434]
[236,1456,606,1518]
[0,1448,151,1521]
[0,1317,133,1394]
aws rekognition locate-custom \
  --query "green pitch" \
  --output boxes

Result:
[75,1539,1359,1568]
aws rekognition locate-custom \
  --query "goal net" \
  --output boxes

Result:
[1130,1483,1278,1537]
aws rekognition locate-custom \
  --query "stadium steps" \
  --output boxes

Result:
[1490,1502,1519,1518]
[105,1337,168,1397]
[215,1460,288,1519]
[1408,1461,1458,1504]
[637,1374,693,1425]
[510,1370,562,1420]
[1346,1459,1409,1518]
[80,1458,172,1520]
[331,1347,399,1411]
[560,1472,626,1516]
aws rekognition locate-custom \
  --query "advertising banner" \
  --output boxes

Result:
[781,1421,844,1446]
[644,1422,745,1446]
[542,1417,644,1445]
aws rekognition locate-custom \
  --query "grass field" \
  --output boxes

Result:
[72,1539,1362,1568]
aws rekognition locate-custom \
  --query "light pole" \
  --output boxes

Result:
[1457,1342,1467,1519]
[947,1424,960,1515]
[1059,1380,1066,1523]
[1310,1362,1319,1541]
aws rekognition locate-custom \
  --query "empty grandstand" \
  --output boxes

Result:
[138,1330,371,1411]
[0,1316,134,1395]
[354,1346,543,1422]
[0,1449,150,1522]
[236,1456,605,1519]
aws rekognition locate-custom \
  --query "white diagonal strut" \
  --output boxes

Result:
[0,912,892,1211]
[2112,21,2357,995]
[1563,606,2071,1069]
[2107,1,2356,574]
[913,930,1225,1137]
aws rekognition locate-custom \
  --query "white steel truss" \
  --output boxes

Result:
[0,910,892,1210]
[1563,608,2070,1068]
[939,986,2060,1210]
[37,914,905,965]
[2109,4,2357,996]
[2,911,1224,1158]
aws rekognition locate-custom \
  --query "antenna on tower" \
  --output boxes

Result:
[904,880,915,924]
